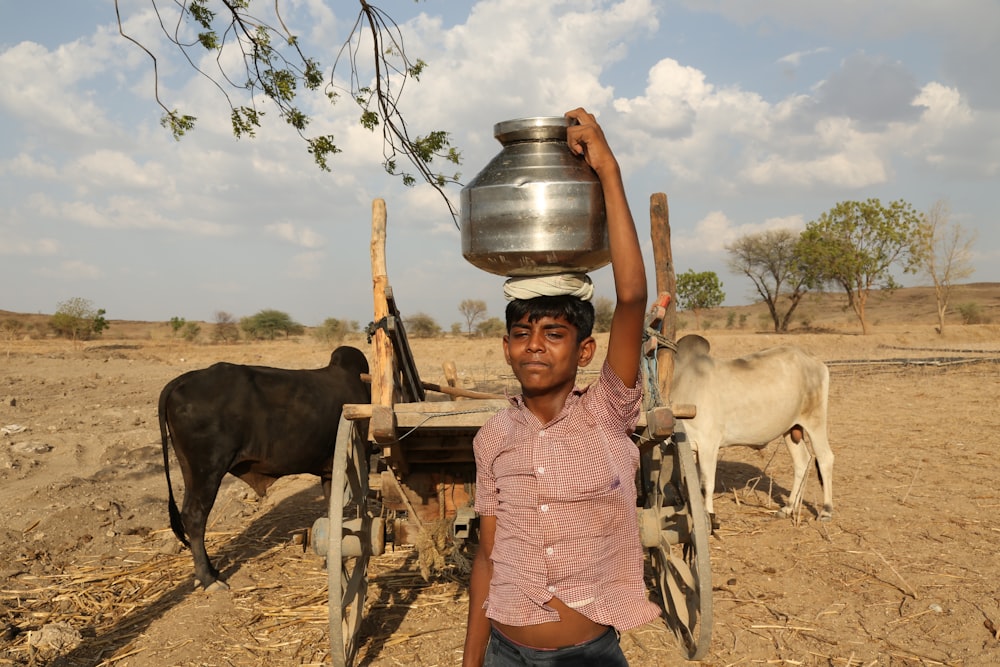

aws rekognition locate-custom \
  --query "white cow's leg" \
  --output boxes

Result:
[779,433,812,519]
[805,422,834,521]
[694,441,720,531]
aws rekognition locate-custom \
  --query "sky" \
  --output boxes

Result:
[2,0,998,329]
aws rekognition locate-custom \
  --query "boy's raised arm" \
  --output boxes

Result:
[565,108,647,385]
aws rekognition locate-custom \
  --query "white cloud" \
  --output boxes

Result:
[913,82,973,128]
[285,250,327,279]
[265,222,326,249]
[673,211,806,257]
[777,47,830,67]
[743,117,890,188]
[1,154,60,180]
[36,259,102,280]
[0,232,60,256]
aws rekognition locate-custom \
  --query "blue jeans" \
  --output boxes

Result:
[484,626,628,666]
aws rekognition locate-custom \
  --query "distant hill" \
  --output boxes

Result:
[3,283,999,339]
[697,282,999,333]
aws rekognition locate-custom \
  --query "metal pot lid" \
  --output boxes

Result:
[493,116,573,143]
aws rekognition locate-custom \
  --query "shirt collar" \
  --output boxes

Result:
[506,384,586,426]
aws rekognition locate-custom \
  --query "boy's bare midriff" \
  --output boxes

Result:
[492,597,609,649]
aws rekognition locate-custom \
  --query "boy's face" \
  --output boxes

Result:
[502,314,596,396]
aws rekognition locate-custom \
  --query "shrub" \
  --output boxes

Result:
[1,318,25,341]
[240,309,304,340]
[182,322,201,342]
[49,298,109,341]
[405,313,441,338]
[957,302,990,324]
[314,318,350,345]
[476,317,506,337]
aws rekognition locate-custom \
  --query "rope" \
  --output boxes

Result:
[365,317,389,343]
[641,326,676,410]
[395,406,510,441]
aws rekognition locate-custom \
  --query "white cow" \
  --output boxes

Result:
[670,334,833,527]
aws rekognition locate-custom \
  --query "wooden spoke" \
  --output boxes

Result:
[645,423,713,660]
[328,416,374,667]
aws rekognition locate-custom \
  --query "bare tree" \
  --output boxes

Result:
[726,229,807,332]
[459,299,487,336]
[213,310,240,343]
[1,318,25,357]
[916,199,977,333]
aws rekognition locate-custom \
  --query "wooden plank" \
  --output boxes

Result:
[394,399,508,429]
[359,373,506,400]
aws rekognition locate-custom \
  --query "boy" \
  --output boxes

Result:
[463,108,661,666]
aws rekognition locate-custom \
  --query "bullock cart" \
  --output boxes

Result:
[314,198,712,665]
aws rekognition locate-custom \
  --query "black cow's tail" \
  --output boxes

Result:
[159,380,190,549]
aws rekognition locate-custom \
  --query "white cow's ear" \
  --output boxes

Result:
[677,334,711,357]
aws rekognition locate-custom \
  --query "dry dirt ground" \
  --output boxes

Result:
[2,312,1000,666]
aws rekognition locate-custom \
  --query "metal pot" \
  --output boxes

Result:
[460,116,609,277]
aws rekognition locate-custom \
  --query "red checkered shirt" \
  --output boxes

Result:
[473,361,662,632]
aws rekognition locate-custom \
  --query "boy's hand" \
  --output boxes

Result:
[564,107,619,176]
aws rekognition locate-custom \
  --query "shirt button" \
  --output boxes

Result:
[546,547,554,555]
[537,466,545,475]
[548,586,556,593]
[540,504,549,512]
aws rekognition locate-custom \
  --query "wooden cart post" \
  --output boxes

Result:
[641,192,714,660]
[650,192,677,398]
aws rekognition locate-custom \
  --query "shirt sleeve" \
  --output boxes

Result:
[591,360,643,433]
[473,416,500,516]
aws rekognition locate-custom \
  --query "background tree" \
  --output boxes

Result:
[212,311,240,343]
[459,299,487,336]
[798,198,923,334]
[675,270,725,330]
[49,298,109,342]
[592,296,613,333]
[405,312,441,338]
[476,317,506,337]
[116,0,461,217]
[726,229,808,332]
[169,316,186,337]
[240,309,305,340]
[915,199,977,333]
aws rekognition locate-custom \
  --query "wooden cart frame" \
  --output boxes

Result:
[315,197,712,666]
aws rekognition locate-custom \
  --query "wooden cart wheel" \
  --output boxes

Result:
[328,415,378,667]
[646,424,713,660]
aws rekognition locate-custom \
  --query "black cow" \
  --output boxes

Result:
[158,345,370,591]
